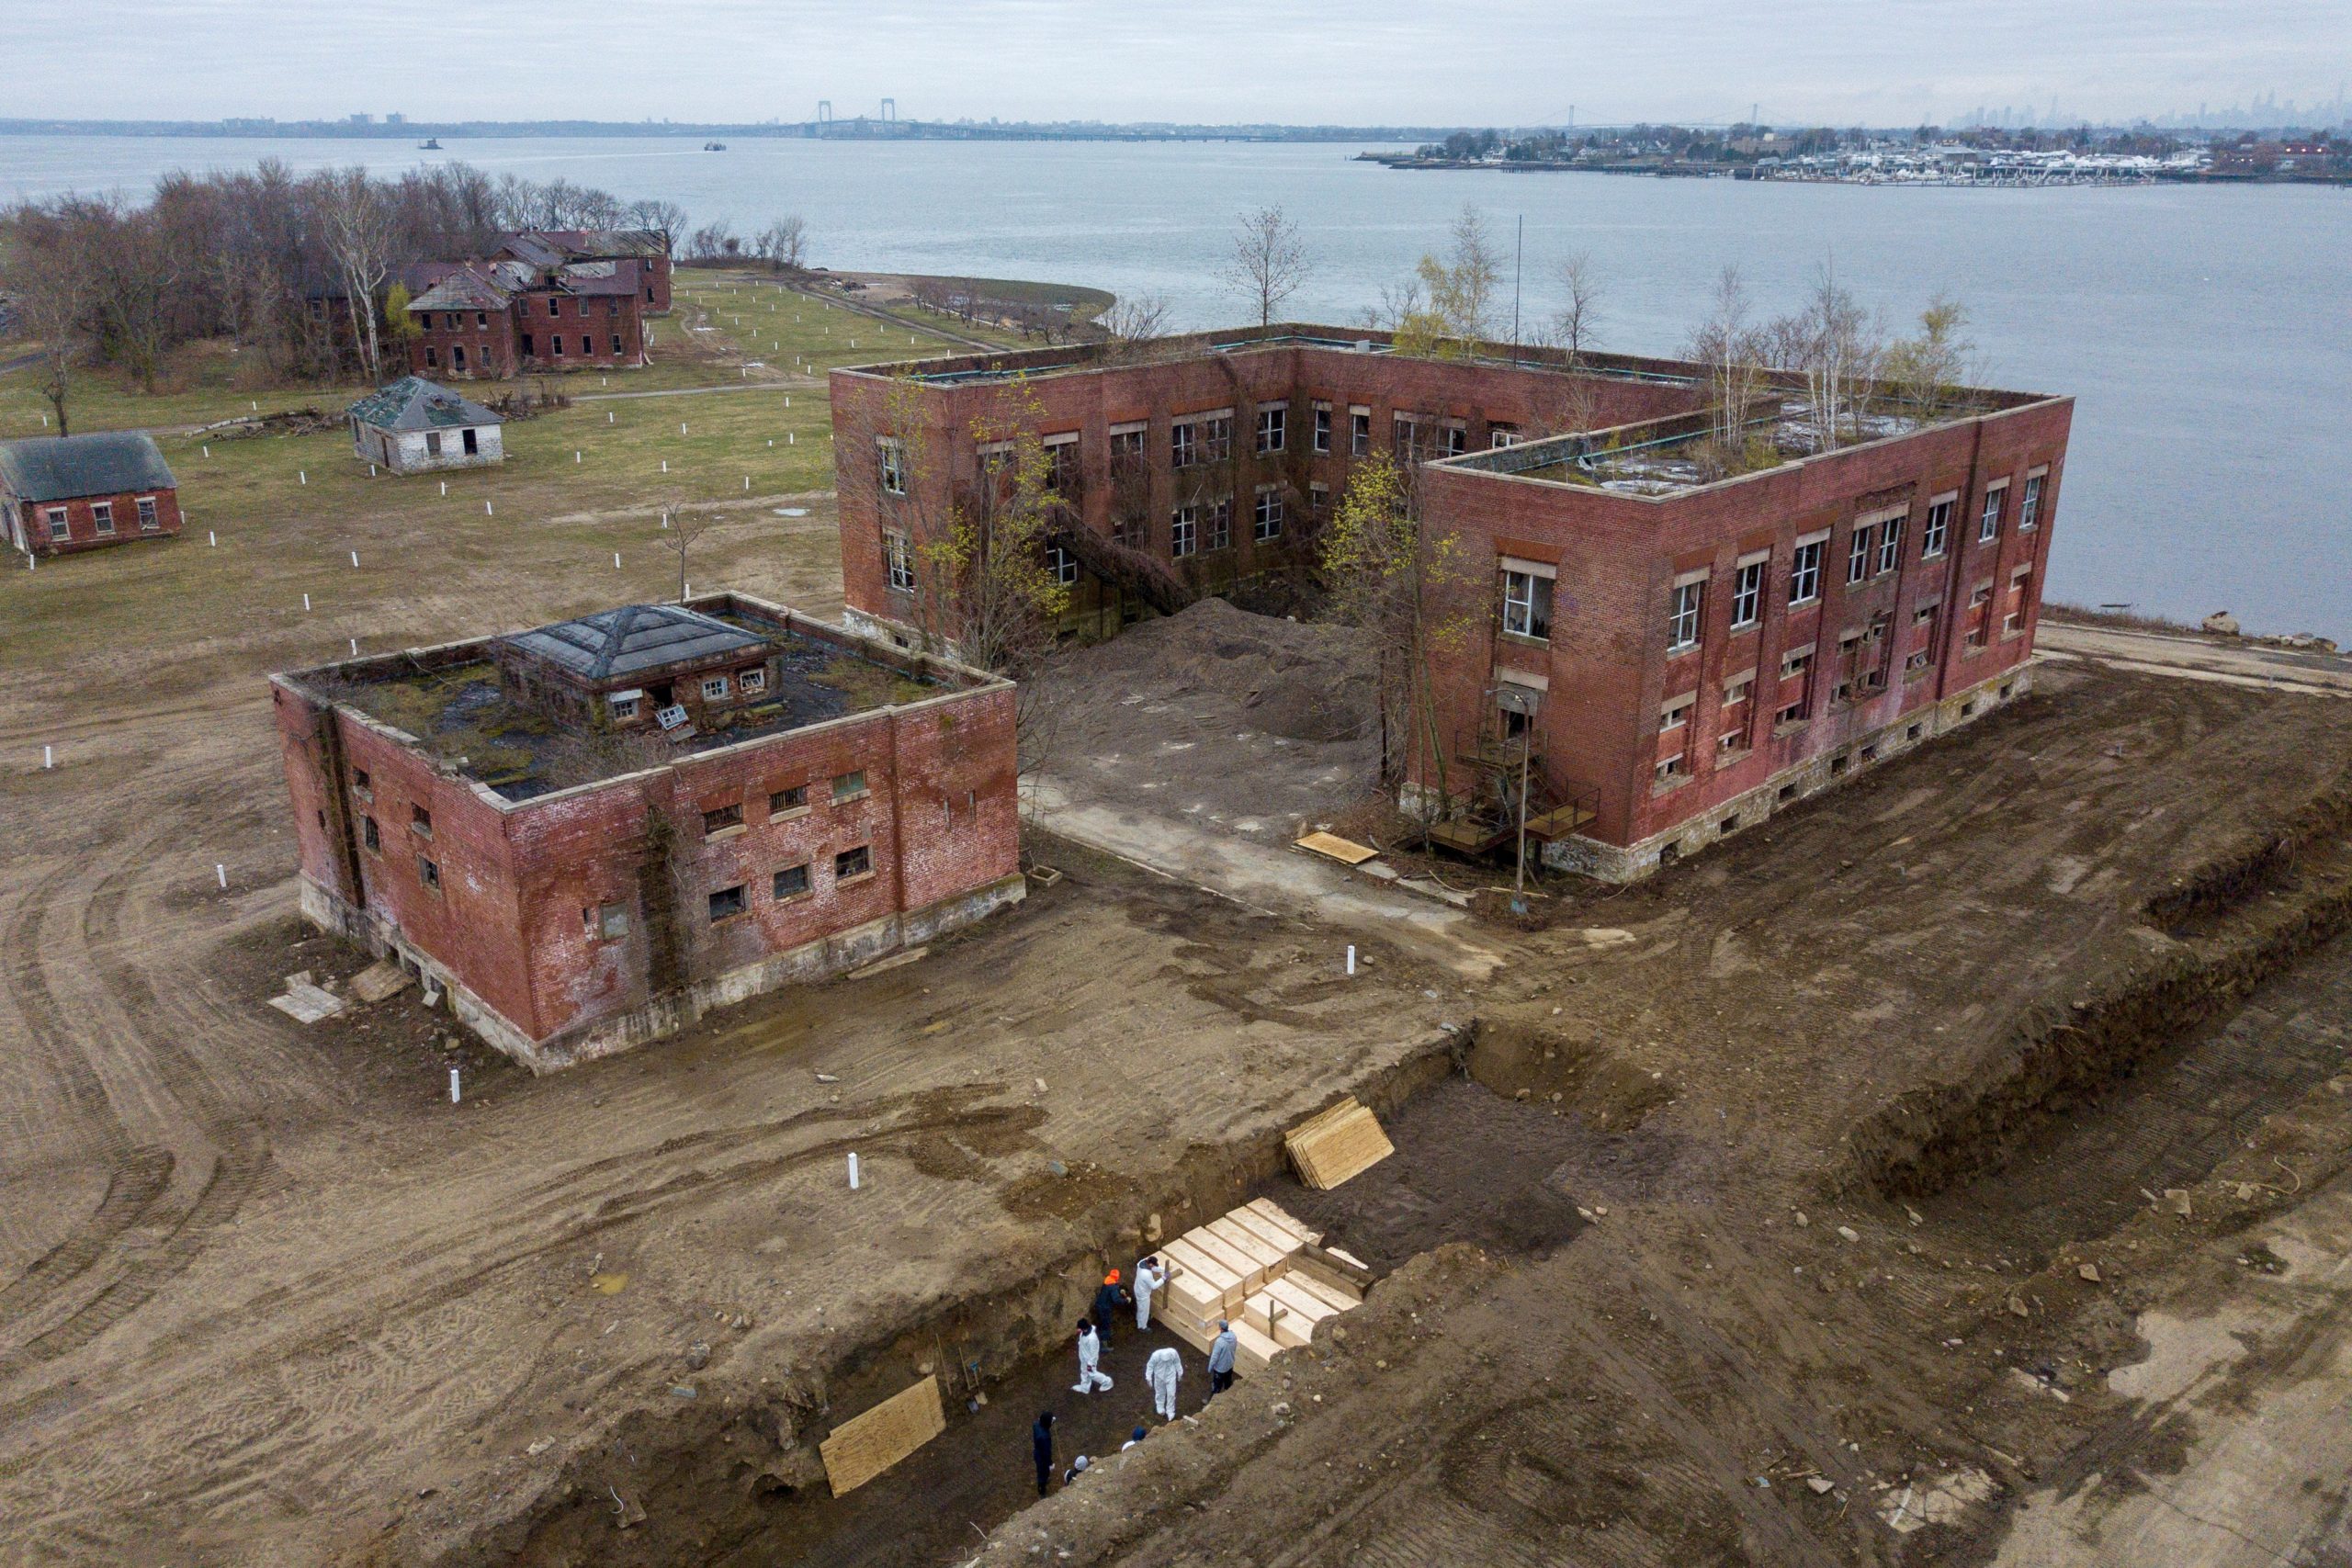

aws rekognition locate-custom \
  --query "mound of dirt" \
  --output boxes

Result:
[1057,598,1377,745]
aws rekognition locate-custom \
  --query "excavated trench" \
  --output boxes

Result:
[1845,773,2352,1251]
[469,1018,1682,1568]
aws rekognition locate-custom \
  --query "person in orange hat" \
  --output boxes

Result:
[1092,1269,1132,1348]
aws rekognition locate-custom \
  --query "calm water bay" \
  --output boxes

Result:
[4,134,2346,638]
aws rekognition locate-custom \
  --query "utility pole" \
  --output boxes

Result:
[1510,215,1523,366]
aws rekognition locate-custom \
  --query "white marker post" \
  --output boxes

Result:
[614,552,622,569]
[208,531,216,547]
[449,1067,462,1104]
[350,637,359,655]
[680,422,687,435]
[44,745,53,770]
[608,410,616,423]
[202,444,210,457]
[1346,945,1357,976]
[302,592,311,611]
[216,863,228,888]
[486,501,493,515]
[350,550,359,568]
[847,1152,861,1190]
[299,470,307,485]
[661,459,668,473]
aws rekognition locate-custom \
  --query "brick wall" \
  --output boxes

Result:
[514,289,645,370]
[273,604,1021,1055]
[13,486,183,557]
[411,305,519,379]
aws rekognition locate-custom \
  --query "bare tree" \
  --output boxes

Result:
[753,215,808,272]
[1682,265,1772,472]
[5,229,91,434]
[1882,295,1977,418]
[1544,251,1605,366]
[657,503,718,602]
[1219,204,1311,327]
[1767,265,1884,450]
[1097,292,1172,360]
[317,168,393,384]
[628,198,689,256]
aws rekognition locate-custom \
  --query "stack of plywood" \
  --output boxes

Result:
[818,1374,946,1496]
[1284,1097,1395,1190]
[1156,1199,1355,1378]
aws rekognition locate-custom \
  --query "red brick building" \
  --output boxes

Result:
[830,326,2071,879]
[497,229,674,313]
[403,254,650,379]
[1,431,182,558]
[272,594,1023,1070]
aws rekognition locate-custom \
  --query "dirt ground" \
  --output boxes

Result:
[1031,597,1382,851]
[8,308,2352,1566]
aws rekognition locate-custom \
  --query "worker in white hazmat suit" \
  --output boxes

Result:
[1145,1344,1184,1420]
[1072,1318,1113,1394]
[1133,1256,1169,1331]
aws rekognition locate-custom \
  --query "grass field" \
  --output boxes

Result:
[0,270,1043,712]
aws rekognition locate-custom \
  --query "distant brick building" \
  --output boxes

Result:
[831,325,2071,879]
[273,594,1023,1070]
[496,229,673,313]
[0,431,182,558]
[403,247,651,379]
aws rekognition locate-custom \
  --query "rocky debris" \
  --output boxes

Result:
[684,1342,711,1371]
[2202,611,2241,637]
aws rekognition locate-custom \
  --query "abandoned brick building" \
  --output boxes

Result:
[401,231,664,379]
[273,595,1023,1070]
[831,325,2071,878]
[1,430,182,558]
[347,377,503,474]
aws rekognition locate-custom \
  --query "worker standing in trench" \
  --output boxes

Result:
[1072,1318,1114,1394]
[1133,1256,1168,1332]
[1145,1344,1183,1420]
[1092,1269,1131,1347]
[1205,1320,1237,1399]
[1031,1411,1056,1498]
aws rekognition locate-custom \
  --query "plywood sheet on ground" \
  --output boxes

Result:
[820,1375,946,1496]
[1295,830,1380,865]
[1285,1097,1396,1190]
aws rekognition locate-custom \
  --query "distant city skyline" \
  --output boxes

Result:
[4,2,2346,130]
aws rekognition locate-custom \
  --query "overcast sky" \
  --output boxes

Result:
[8,1,2345,126]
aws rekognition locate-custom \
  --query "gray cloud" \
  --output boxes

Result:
[5,0,2343,123]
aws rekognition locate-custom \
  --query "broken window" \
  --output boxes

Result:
[1204,498,1232,552]
[1847,525,1873,585]
[1877,517,1904,575]
[835,845,873,881]
[1109,425,1147,466]
[1489,423,1521,448]
[1500,569,1552,640]
[1350,407,1371,457]
[352,768,372,795]
[885,532,915,593]
[703,802,744,835]
[1668,580,1703,651]
[1922,497,1953,558]
[418,855,441,891]
[599,903,629,939]
[1170,505,1197,558]
[707,885,747,921]
[877,436,907,495]
[411,804,433,837]
[831,771,867,802]
[1253,487,1284,542]
[1048,543,1078,585]
[44,507,67,540]
[701,674,730,701]
[739,667,766,694]
[1308,481,1329,514]
[1170,421,1198,469]
[425,432,444,458]
[1256,404,1285,456]
[1655,753,1688,785]
[774,863,810,900]
[1789,539,1824,605]
[1659,694,1694,731]
[771,784,809,816]
[1979,482,2007,544]
[1730,558,1765,628]
[1045,434,1080,493]
[1313,401,1332,454]
[609,692,641,721]
[362,816,380,852]
[137,496,159,531]
[2019,471,2044,530]
[91,501,114,536]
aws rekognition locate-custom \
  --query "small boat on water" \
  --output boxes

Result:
[705,141,728,152]
[418,138,442,150]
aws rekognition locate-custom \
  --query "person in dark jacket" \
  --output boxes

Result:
[1091,1269,1131,1348]
[1032,1411,1056,1497]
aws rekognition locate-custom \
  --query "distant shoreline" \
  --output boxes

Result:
[1354,152,2350,187]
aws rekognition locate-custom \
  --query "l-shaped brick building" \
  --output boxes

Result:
[830,326,2071,878]
[273,594,1023,1070]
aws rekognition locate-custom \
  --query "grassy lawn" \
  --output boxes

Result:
[0,268,1083,731]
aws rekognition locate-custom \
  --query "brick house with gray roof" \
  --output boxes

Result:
[1,430,182,558]
[404,250,650,379]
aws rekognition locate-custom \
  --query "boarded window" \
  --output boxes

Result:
[770,784,809,816]
[703,803,744,834]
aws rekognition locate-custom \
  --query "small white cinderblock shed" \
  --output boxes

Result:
[347,378,504,475]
